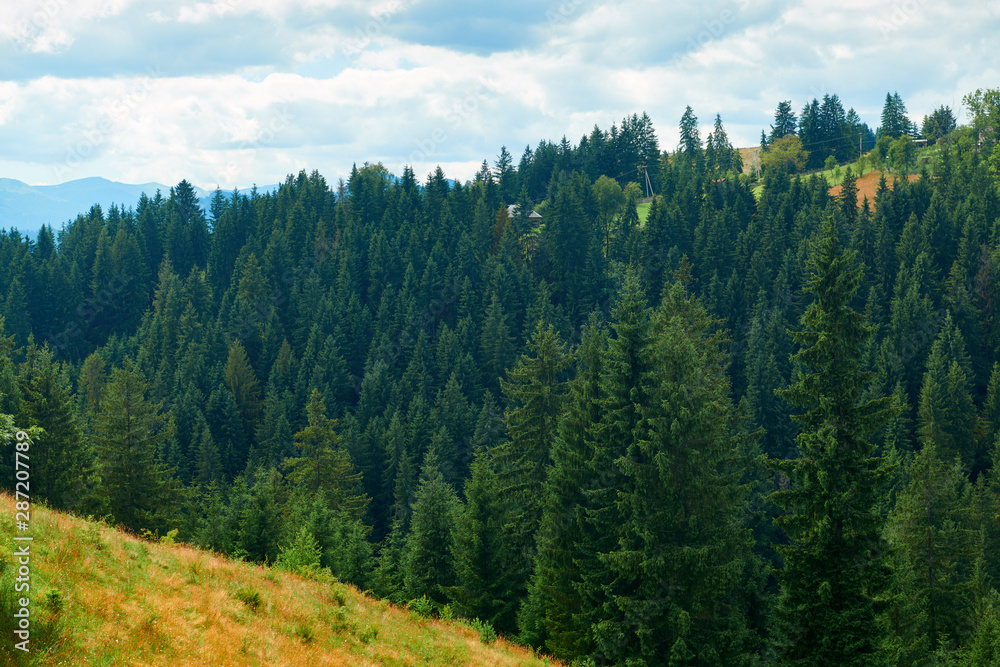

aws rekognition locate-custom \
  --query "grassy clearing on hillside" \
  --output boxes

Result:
[637,201,651,225]
[748,144,936,200]
[830,170,920,205]
[0,494,558,666]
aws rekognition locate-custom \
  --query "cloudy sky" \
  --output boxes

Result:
[1,0,996,190]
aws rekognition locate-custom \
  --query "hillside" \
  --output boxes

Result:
[1,98,998,665]
[0,493,556,666]
[737,146,758,173]
[828,169,920,204]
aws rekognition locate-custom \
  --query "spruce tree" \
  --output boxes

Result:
[592,280,757,665]
[224,339,262,433]
[916,313,978,466]
[285,488,373,588]
[479,292,515,397]
[321,508,373,587]
[771,218,898,666]
[78,350,107,419]
[576,269,656,659]
[206,383,246,479]
[495,322,570,581]
[956,587,1000,666]
[402,448,461,606]
[275,524,324,576]
[743,291,797,459]
[284,388,368,520]
[194,480,230,553]
[194,422,222,486]
[235,466,282,563]
[518,314,606,657]
[450,446,523,633]
[771,100,798,142]
[679,106,703,166]
[93,359,180,534]
[839,167,859,226]
[980,363,1000,464]
[2,278,31,349]
[885,443,975,663]
[18,344,93,510]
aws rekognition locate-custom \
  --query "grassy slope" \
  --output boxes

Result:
[637,201,651,225]
[749,144,937,200]
[0,493,558,666]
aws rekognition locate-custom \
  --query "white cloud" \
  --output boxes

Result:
[1,0,135,53]
[1,0,998,189]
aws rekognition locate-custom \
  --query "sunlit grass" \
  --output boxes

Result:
[749,144,938,201]
[0,492,558,666]
[637,201,651,224]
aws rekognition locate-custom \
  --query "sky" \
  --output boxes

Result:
[0,0,997,191]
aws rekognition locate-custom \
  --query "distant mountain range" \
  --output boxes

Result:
[0,177,279,237]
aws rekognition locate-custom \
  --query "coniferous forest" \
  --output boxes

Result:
[3,91,1000,665]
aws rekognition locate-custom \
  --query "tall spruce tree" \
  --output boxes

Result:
[479,292,515,397]
[402,448,461,606]
[518,315,607,657]
[879,92,912,140]
[284,388,368,520]
[885,443,975,663]
[679,106,702,162]
[496,322,570,561]
[93,359,179,534]
[771,100,798,142]
[450,446,523,634]
[591,280,758,665]
[771,217,898,666]
[575,269,657,661]
[18,344,93,510]
[916,314,978,467]
[235,466,283,563]
[839,167,859,226]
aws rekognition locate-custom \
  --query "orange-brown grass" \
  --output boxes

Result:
[829,170,920,206]
[737,147,758,173]
[0,493,560,666]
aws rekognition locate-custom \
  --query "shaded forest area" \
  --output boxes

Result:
[3,93,1000,665]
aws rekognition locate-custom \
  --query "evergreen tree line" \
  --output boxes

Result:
[761,94,876,170]
[760,91,962,174]
[2,91,1000,664]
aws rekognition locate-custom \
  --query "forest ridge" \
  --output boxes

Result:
[2,89,1000,665]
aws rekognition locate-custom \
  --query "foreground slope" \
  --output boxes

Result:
[0,493,556,666]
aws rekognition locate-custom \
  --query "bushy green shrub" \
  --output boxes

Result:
[406,595,434,617]
[469,617,497,645]
[234,586,262,612]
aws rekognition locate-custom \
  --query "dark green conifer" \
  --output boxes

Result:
[18,344,93,510]
[284,388,368,520]
[402,449,461,605]
[479,292,515,396]
[93,359,180,534]
[496,322,570,538]
[771,218,898,666]
[917,314,978,466]
[575,269,656,660]
[592,280,757,665]
[450,447,523,633]
[885,444,975,663]
[235,466,282,563]
[518,314,606,657]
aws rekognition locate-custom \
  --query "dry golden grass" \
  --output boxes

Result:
[737,146,758,173]
[828,170,920,205]
[0,493,559,666]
